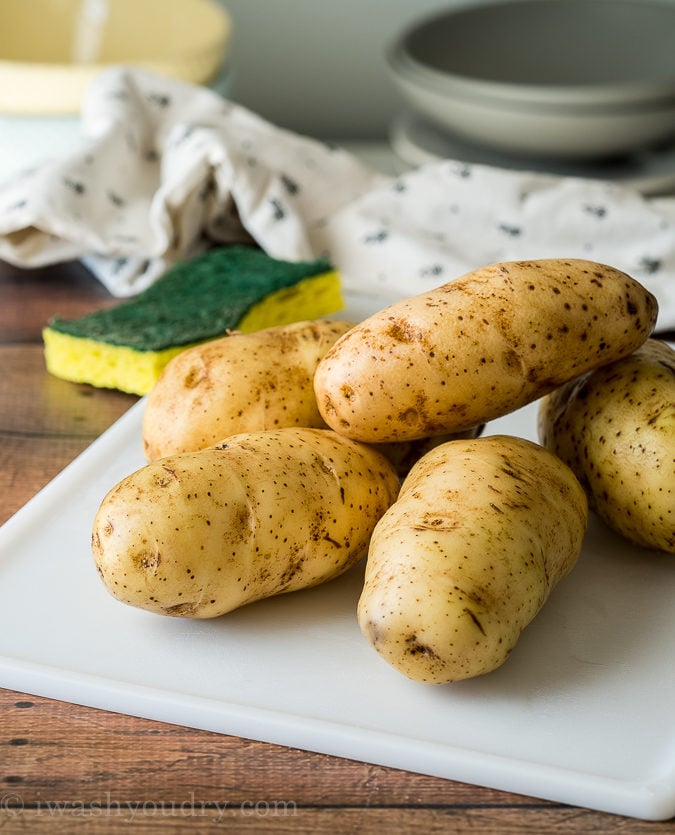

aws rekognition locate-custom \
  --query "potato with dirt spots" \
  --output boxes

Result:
[539,338,675,554]
[314,259,658,443]
[357,435,588,684]
[143,319,354,461]
[92,427,400,618]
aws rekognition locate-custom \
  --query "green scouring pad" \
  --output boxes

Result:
[43,246,342,395]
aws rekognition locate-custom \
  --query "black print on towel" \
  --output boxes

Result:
[5,199,27,212]
[270,198,286,221]
[420,264,444,278]
[280,174,300,196]
[583,204,608,219]
[363,229,390,244]
[107,190,125,207]
[147,91,171,108]
[170,126,196,148]
[498,223,522,237]
[63,178,86,196]
[638,257,662,274]
[448,162,472,179]
[111,257,129,275]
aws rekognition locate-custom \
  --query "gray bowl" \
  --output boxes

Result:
[388,0,675,160]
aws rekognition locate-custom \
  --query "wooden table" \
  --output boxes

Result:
[1,259,672,834]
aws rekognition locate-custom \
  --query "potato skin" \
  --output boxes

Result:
[539,339,675,553]
[143,319,354,461]
[92,428,400,618]
[357,435,588,684]
[314,259,658,443]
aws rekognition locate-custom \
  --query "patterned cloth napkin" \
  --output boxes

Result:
[1,66,674,330]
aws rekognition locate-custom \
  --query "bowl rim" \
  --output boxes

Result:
[389,44,675,114]
[388,0,675,110]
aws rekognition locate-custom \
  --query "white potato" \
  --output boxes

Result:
[93,428,400,617]
[539,338,675,553]
[143,319,354,460]
[315,259,658,442]
[358,435,588,683]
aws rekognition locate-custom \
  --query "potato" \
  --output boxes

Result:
[357,435,588,684]
[143,319,354,461]
[92,427,400,618]
[538,338,675,553]
[314,259,658,443]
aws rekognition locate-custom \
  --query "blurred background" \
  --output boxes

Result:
[214,0,675,142]
[216,0,455,140]
[3,0,675,184]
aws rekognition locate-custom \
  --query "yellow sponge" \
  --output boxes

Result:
[43,246,342,395]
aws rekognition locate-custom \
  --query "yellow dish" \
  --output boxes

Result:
[0,0,231,115]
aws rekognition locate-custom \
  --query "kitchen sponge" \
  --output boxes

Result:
[43,246,342,395]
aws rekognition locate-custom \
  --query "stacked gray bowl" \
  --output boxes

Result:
[387,0,675,175]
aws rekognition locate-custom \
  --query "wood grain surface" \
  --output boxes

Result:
[0,260,673,834]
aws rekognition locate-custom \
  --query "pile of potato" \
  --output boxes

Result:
[92,258,673,685]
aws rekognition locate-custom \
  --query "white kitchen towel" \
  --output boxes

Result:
[313,162,675,329]
[0,66,674,330]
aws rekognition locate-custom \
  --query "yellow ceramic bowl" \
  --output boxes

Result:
[0,0,232,115]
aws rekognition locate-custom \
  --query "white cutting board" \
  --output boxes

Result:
[0,332,674,821]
